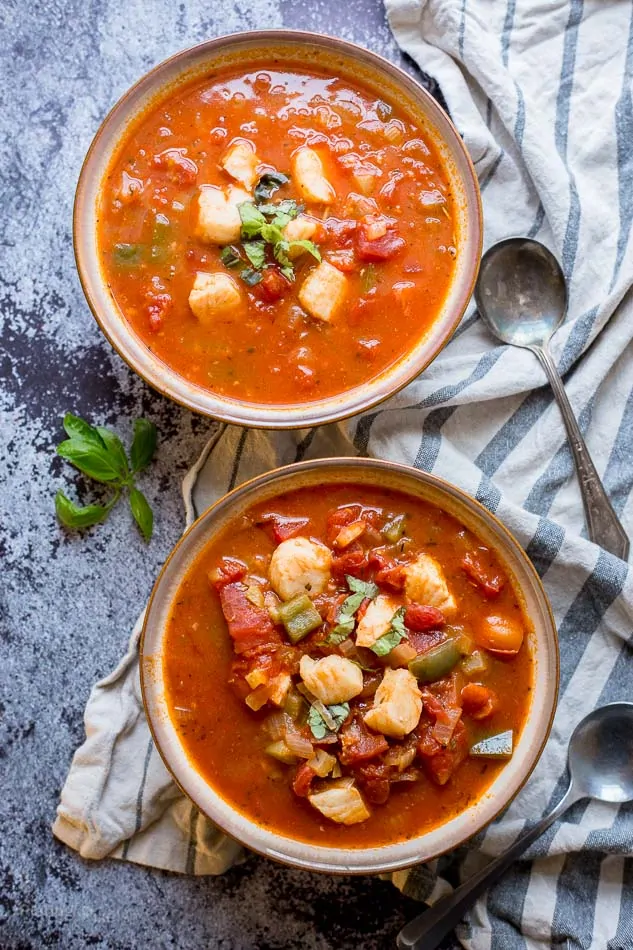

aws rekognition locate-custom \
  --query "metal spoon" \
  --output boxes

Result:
[475,237,629,560]
[397,702,633,950]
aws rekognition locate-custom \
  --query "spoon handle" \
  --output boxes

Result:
[532,345,629,560]
[396,788,578,950]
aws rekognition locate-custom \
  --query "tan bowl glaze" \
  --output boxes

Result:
[74,31,482,428]
[141,459,559,874]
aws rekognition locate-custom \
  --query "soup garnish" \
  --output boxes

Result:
[99,64,457,404]
[164,485,533,847]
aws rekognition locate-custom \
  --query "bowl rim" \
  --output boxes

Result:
[74,29,483,429]
[140,457,559,874]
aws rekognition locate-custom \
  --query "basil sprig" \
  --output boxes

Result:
[371,607,408,656]
[55,414,157,541]
[326,575,379,645]
[308,702,350,740]
[219,169,321,285]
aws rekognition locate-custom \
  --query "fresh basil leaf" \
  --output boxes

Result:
[371,607,407,656]
[254,170,289,202]
[95,427,129,477]
[307,701,350,739]
[326,617,355,645]
[271,210,293,229]
[130,419,157,473]
[242,240,266,270]
[220,245,242,268]
[238,202,266,239]
[288,239,321,262]
[279,264,295,282]
[240,267,263,286]
[57,440,123,483]
[129,487,154,541]
[258,199,301,219]
[346,576,379,599]
[329,702,350,730]
[55,490,111,529]
[62,413,104,448]
[261,222,285,246]
[308,705,328,740]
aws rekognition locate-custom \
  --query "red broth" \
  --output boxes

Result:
[98,63,457,404]
[163,485,533,848]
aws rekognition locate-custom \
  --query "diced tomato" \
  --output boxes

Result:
[292,762,316,798]
[153,148,198,185]
[356,226,406,262]
[145,292,172,332]
[422,721,468,786]
[461,683,497,720]
[323,217,357,247]
[331,544,368,581]
[404,605,445,631]
[406,628,446,654]
[326,506,362,545]
[209,557,248,589]
[259,513,311,544]
[353,761,391,804]
[218,583,281,654]
[258,267,291,303]
[326,249,357,272]
[417,726,442,758]
[369,550,407,591]
[339,715,388,765]
[462,551,505,597]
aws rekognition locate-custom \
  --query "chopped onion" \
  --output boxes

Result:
[245,686,270,711]
[387,642,417,668]
[383,745,417,772]
[263,711,286,741]
[308,748,338,777]
[331,761,343,778]
[283,723,314,759]
[245,584,265,608]
[432,707,462,746]
[391,768,421,783]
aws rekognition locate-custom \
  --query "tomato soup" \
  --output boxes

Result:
[98,63,458,404]
[163,485,533,848]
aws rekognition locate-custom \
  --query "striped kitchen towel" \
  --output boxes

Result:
[54,1,633,947]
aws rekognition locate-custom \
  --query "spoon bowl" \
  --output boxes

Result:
[568,702,633,804]
[475,238,568,347]
[397,701,633,950]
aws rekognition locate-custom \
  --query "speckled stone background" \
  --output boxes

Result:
[0,1,460,947]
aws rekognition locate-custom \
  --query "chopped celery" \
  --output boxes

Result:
[408,638,463,683]
[461,650,488,676]
[265,740,299,765]
[278,593,322,643]
[382,514,407,543]
[284,687,308,722]
[112,242,144,268]
[470,730,513,759]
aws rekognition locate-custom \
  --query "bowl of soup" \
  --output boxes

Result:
[75,31,482,427]
[141,459,558,873]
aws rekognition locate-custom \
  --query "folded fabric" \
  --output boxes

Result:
[55,1,633,947]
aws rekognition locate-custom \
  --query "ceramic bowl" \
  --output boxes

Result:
[74,30,482,428]
[141,459,559,874]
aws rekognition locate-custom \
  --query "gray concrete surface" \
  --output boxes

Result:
[0,1,459,946]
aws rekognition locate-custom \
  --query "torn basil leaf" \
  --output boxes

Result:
[220,245,243,268]
[308,702,350,740]
[254,170,289,202]
[240,267,263,286]
[371,607,407,656]
[242,240,266,270]
[238,202,266,239]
